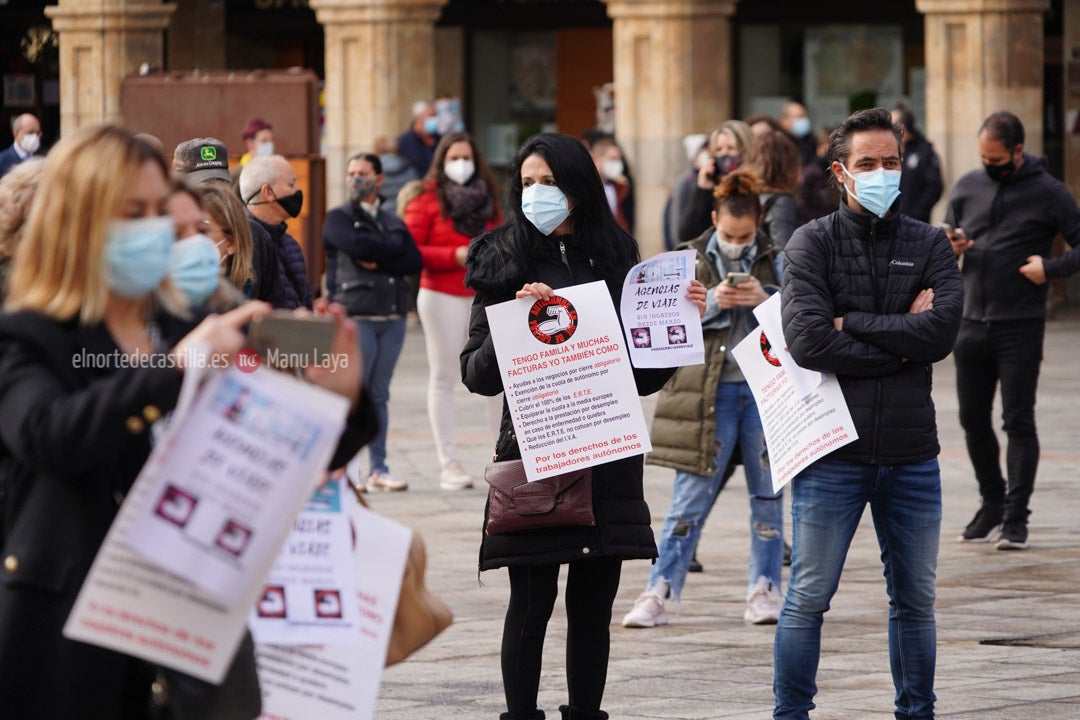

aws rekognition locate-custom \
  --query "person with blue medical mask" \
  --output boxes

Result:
[397,100,441,178]
[0,123,375,720]
[775,107,962,720]
[167,179,246,309]
[461,133,707,720]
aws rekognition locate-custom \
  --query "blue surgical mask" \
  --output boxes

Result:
[522,183,570,236]
[422,116,440,136]
[842,166,902,218]
[254,140,275,157]
[791,116,812,138]
[103,216,175,297]
[170,233,221,304]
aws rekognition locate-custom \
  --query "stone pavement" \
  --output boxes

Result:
[360,313,1080,720]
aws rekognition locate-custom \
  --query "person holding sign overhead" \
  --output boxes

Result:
[461,132,705,720]
[0,124,375,720]
[623,169,786,630]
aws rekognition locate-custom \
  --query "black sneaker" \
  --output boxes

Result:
[958,505,1003,543]
[688,555,703,573]
[783,540,792,567]
[996,520,1029,550]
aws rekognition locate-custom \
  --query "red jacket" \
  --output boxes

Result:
[404,184,500,297]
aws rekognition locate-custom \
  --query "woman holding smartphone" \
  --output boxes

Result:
[0,124,373,719]
[623,169,787,629]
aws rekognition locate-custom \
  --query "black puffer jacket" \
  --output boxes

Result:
[781,201,962,465]
[461,229,673,571]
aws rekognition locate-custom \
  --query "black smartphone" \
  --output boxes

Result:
[248,312,335,363]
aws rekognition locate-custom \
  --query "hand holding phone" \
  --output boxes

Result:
[249,311,336,366]
[726,272,751,286]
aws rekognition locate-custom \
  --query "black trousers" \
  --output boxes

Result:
[954,318,1044,521]
[501,558,622,718]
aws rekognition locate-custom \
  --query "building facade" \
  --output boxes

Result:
[1,0,1075,257]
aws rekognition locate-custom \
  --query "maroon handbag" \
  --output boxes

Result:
[483,460,595,536]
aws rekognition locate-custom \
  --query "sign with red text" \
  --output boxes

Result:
[620,250,704,368]
[730,297,857,492]
[485,280,651,481]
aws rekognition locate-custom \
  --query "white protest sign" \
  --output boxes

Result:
[752,292,823,399]
[249,480,359,646]
[64,496,259,682]
[256,492,412,720]
[124,365,349,606]
[730,298,858,493]
[620,249,704,368]
[65,365,351,683]
[485,280,652,481]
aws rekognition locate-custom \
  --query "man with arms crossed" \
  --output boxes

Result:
[775,108,962,720]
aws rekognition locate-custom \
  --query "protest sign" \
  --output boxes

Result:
[123,366,349,605]
[620,250,704,368]
[731,297,858,492]
[65,365,349,682]
[256,492,412,720]
[485,280,651,481]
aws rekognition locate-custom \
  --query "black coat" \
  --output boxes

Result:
[946,153,1080,322]
[897,132,943,223]
[781,201,962,465]
[461,228,673,571]
[247,218,289,308]
[0,309,376,719]
[251,214,314,310]
[323,200,422,317]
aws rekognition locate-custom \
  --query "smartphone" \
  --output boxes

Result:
[726,272,751,286]
[248,312,335,363]
[936,222,952,234]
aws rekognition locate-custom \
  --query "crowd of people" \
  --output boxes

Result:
[0,95,1077,720]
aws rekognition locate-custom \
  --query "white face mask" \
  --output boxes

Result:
[18,132,40,155]
[254,140,275,157]
[717,238,750,260]
[444,158,475,186]
[600,159,624,181]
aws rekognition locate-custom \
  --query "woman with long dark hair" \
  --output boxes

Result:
[461,132,705,720]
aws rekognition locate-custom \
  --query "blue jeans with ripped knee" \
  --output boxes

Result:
[646,380,784,600]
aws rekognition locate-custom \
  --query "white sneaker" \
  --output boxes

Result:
[439,460,474,490]
[622,585,668,628]
[368,470,408,492]
[744,577,782,625]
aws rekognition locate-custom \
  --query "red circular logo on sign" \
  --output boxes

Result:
[528,296,578,345]
[759,331,781,367]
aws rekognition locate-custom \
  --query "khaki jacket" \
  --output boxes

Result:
[647,228,779,476]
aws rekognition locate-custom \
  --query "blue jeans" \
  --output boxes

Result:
[357,317,407,475]
[773,458,941,720]
[648,381,783,599]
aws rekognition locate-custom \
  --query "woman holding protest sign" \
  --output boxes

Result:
[622,169,785,630]
[461,132,706,720]
[0,124,374,719]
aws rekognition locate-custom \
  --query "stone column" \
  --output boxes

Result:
[602,0,739,258]
[310,0,449,207]
[917,0,1050,210]
[45,1,176,135]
